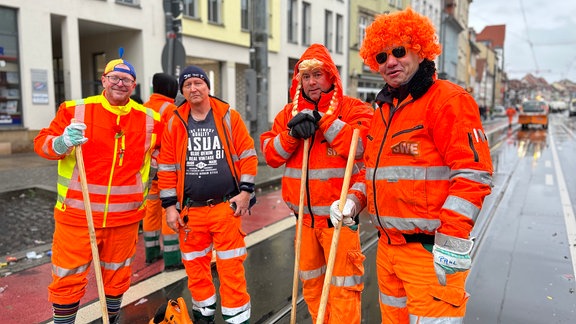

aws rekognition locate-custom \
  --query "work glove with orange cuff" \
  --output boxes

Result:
[432,232,474,286]
[287,110,321,139]
[53,122,88,155]
[329,199,358,230]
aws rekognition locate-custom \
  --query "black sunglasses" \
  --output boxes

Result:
[375,46,407,64]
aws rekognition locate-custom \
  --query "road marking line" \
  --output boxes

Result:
[549,132,576,279]
[545,174,554,186]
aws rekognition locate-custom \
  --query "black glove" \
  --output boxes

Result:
[287,112,320,139]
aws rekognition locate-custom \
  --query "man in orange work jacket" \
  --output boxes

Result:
[260,44,373,323]
[142,72,183,270]
[158,65,257,324]
[34,57,163,324]
[350,8,494,323]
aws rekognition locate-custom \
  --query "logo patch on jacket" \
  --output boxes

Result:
[391,141,420,157]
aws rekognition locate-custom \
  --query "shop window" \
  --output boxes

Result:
[0,7,22,126]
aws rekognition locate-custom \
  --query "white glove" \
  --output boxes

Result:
[329,199,356,227]
[53,122,88,154]
[432,232,474,286]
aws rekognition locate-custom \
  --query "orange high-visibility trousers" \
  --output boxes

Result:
[48,221,139,304]
[376,238,469,323]
[143,179,180,265]
[298,225,365,324]
[179,202,250,321]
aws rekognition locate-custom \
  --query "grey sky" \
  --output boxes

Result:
[469,0,576,83]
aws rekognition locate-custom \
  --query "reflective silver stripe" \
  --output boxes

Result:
[101,256,133,271]
[221,301,251,322]
[348,194,362,210]
[324,118,345,143]
[379,291,407,308]
[67,181,144,195]
[350,181,366,195]
[300,264,326,280]
[368,213,440,232]
[262,137,271,153]
[216,246,247,260]
[65,199,143,213]
[163,233,179,241]
[164,244,181,252]
[443,195,480,221]
[146,193,159,200]
[52,262,90,278]
[182,244,213,261]
[273,135,291,159]
[143,230,160,238]
[285,201,331,216]
[284,167,354,180]
[451,168,493,186]
[160,188,177,198]
[331,274,363,287]
[239,148,257,159]
[192,294,217,308]
[145,240,160,248]
[355,137,365,159]
[240,174,255,184]
[74,102,86,122]
[158,163,178,172]
[159,101,171,115]
[366,166,450,181]
[409,314,463,324]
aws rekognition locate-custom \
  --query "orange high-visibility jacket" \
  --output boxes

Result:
[34,93,163,228]
[260,44,373,228]
[365,79,493,243]
[157,96,258,208]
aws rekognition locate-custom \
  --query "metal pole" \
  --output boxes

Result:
[251,0,269,162]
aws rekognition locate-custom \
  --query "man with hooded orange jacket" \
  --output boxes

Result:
[260,43,373,323]
[34,57,163,324]
[342,8,493,323]
[158,65,256,324]
[142,72,183,270]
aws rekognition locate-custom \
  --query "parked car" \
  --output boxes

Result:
[518,100,549,129]
[549,101,568,113]
[492,105,506,118]
[570,99,576,117]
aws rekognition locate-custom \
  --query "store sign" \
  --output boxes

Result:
[31,69,49,104]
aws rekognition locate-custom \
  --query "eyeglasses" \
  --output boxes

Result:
[375,46,407,64]
[106,75,135,86]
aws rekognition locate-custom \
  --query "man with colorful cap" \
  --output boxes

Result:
[34,57,163,324]
[347,8,494,323]
[142,73,184,271]
[158,65,257,324]
[260,44,373,323]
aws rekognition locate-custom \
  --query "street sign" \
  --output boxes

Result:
[161,38,186,77]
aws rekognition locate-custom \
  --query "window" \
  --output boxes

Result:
[302,2,311,46]
[208,0,222,24]
[0,7,22,126]
[324,10,333,51]
[335,14,343,53]
[288,0,298,43]
[241,0,250,30]
[358,15,369,49]
[183,0,199,18]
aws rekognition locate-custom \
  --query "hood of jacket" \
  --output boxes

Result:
[289,44,343,110]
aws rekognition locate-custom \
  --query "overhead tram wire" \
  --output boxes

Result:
[519,0,540,72]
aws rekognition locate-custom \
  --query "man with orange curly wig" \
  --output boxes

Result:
[260,44,373,323]
[353,8,494,323]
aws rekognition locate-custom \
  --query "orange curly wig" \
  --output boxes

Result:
[359,7,442,71]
